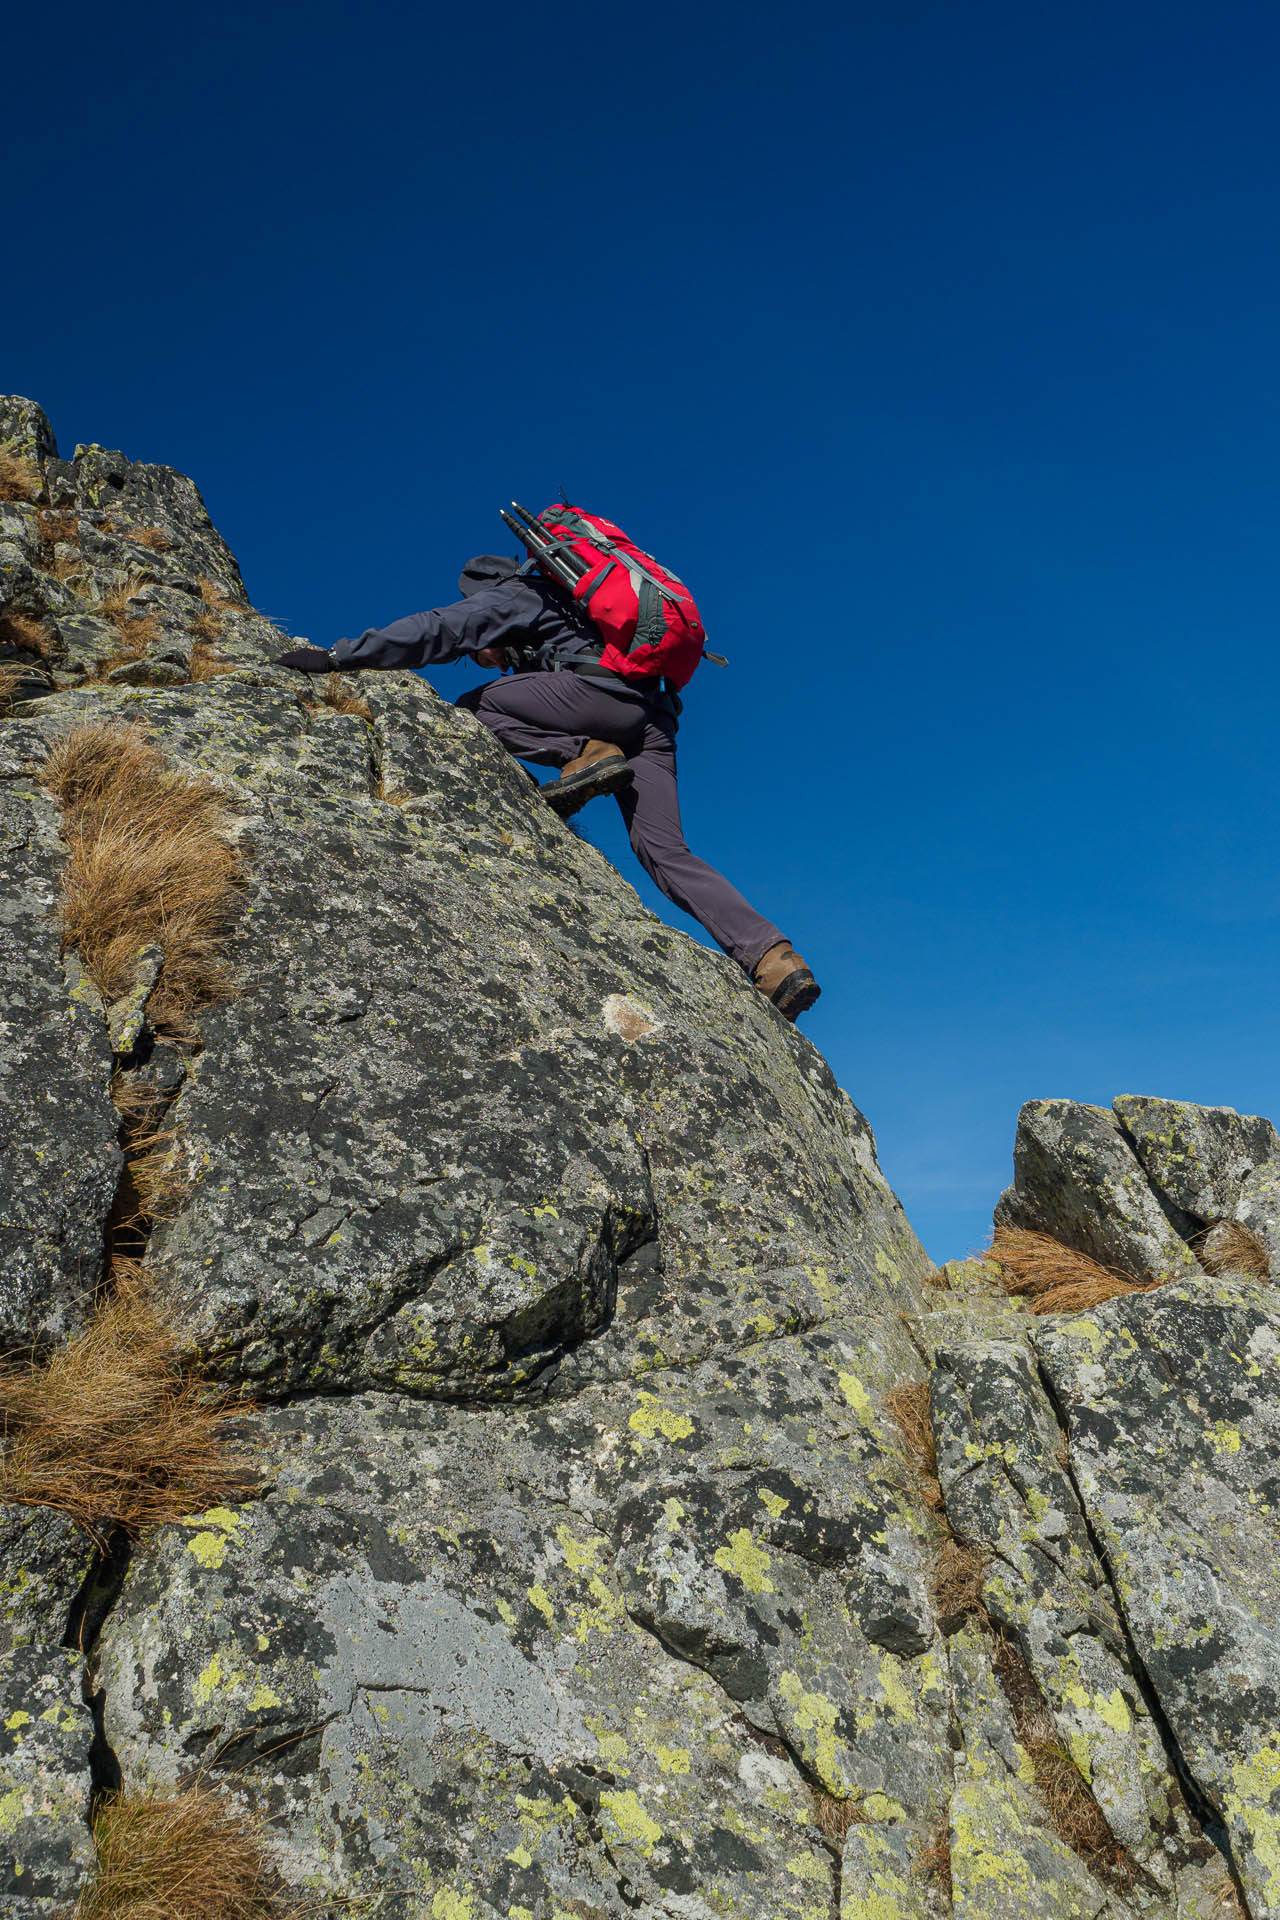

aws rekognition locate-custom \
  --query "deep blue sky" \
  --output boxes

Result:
[9,1,1279,1259]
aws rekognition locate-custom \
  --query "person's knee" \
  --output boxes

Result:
[455,685,485,714]
[623,794,688,859]
[627,828,695,881]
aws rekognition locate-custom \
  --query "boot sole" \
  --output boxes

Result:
[544,760,632,818]
[770,969,822,1022]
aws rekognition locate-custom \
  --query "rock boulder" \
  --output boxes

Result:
[4,398,1280,1920]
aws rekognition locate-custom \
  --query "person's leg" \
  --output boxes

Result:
[616,719,786,974]
[457,673,645,767]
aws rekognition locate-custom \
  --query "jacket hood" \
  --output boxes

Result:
[458,554,522,597]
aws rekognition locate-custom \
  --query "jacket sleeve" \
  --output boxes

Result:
[333,578,545,671]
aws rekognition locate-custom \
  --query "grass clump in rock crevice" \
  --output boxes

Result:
[887,1380,945,1513]
[121,523,174,553]
[187,575,243,643]
[930,1537,990,1633]
[809,1786,866,1845]
[1193,1220,1271,1279]
[37,507,78,550]
[188,606,224,642]
[41,722,244,1038]
[889,1381,994,1625]
[917,1827,953,1902]
[0,609,54,658]
[313,673,373,723]
[95,619,163,676]
[0,661,27,709]
[73,1782,301,1920]
[189,642,236,681]
[0,1266,250,1544]
[198,574,242,613]
[372,778,412,806]
[987,1227,1159,1315]
[0,451,44,502]
[989,1629,1137,1886]
[92,575,163,674]
[107,1117,192,1262]
[0,660,44,714]
[6,727,254,1541]
[98,574,152,628]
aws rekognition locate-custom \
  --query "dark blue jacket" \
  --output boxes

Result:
[333,566,597,674]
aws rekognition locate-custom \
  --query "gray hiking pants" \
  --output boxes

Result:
[457,671,784,973]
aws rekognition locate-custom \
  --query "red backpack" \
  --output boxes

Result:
[501,501,708,690]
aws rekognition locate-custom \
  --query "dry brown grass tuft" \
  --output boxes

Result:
[198,574,243,614]
[315,673,373,723]
[809,1788,865,1843]
[1025,1733,1122,1865]
[98,578,138,620]
[117,1128,191,1237]
[189,642,235,681]
[987,1227,1159,1315]
[990,1630,1134,1882]
[109,1068,170,1130]
[95,618,163,679]
[123,523,174,552]
[931,1537,989,1629]
[37,508,78,549]
[917,1828,953,1902]
[1194,1220,1271,1279]
[126,615,163,651]
[94,577,164,671]
[0,662,30,713]
[98,574,151,629]
[0,452,43,503]
[188,607,224,641]
[73,1783,295,1920]
[373,778,411,805]
[887,1380,945,1512]
[46,544,86,583]
[0,1272,249,1542]
[0,610,53,658]
[41,723,243,1034]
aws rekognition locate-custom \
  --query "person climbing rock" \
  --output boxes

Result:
[278,538,820,1022]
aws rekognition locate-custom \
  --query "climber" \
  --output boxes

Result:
[276,553,820,1022]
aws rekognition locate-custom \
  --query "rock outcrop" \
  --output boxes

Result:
[3,399,1280,1919]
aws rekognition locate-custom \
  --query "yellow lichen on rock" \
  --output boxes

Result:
[598,1787,663,1855]
[713,1528,775,1593]
[628,1391,694,1442]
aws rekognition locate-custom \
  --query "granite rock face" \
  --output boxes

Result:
[996,1094,1280,1286]
[0,1509,96,1917]
[0,779,119,1347]
[1111,1099,1280,1223]
[1036,1282,1280,1919]
[994,1099,1202,1281]
[3,399,1280,1919]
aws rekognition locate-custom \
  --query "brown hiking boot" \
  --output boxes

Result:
[544,741,632,818]
[753,942,821,1022]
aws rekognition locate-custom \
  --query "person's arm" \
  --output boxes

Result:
[332,577,546,671]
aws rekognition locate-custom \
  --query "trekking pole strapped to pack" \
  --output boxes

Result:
[500,500,709,690]
[499,508,584,591]
[507,502,590,580]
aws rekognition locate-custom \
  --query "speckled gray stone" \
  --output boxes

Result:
[0,778,119,1345]
[7,398,1279,1920]
[994,1099,1202,1282]
[0,1509,96,1912]
[1113,1097,1280,1225]
[1036,1281,1280,1919]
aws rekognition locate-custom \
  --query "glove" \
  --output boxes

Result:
[276,646,339,673]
